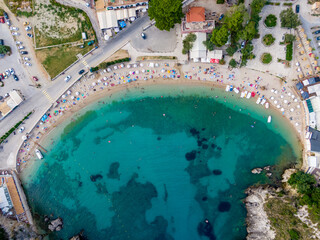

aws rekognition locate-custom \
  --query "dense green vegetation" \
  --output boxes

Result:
[286,43,293,61]
[261,53,272,64]
[217,0,225,4]
[98,57,131,69]
[288,171,320,221]
[229,59,237,68]
[148,0,183,31]
[226,45,238,56]
[0,112,33,144]
[262,34,275,46]
[0,8,4,15]
[280,8,301,29]
[240,42,255,67]
[202,34,214,51]
[182,33,197,55]
[0,45,11,55]
[264,14,277,28]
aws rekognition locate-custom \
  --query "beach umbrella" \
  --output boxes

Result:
[300,28,304,32]
[107,68,111,72]
[281,95,284,98]
[274,90,278,94]
[114,66,118,70]
[62,95,66,98]
[314,61,318,65]
[288,92,291,96]
[296,62,300,66]
[299,74,303,78]
[281,108,285,112]
[303,57,307,61]
[155,63,159,67]
[317,67,320,71]
[308,47,312,51]
[98,79,102,83]
[135,70,139,74]
[274,100,278,104]
[294,99,298,102]
[76,92,80,96]
[270,96,274,100]
[67,90,71,95]
[295,123,299,126]
[290,108,294,112]
[291,95,295,99]
[161,68,165,73]
[92,82,96,86]
[142,69,146,73]
[140,63,144,67]
[297,105,301,108]
[309,70,313,75]
[127,64,131,68]
[71,96,75,100]
[277,105,281,108]
[298,44,302,48]
[307,64,310,68]
[133,64,138,68]
[120,64,124,68]
[284,99,288,104]
[311,54,315,58]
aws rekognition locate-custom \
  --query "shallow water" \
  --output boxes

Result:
[21,85,301,240]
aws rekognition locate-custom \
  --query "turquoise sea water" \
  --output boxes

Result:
[21,84,301,240]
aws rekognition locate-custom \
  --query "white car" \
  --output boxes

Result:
[23,57,30,61]
[5,69,10,76]
[9,68,15,75]
[25,26,32,31]
[24,62,32,66]
[64,75,71,82]
[10,26,19,31]
[12,32,20,36]
[18,46,25,50]
[16,41,22,45]
[18,127,25,133]
[6,20,11,26]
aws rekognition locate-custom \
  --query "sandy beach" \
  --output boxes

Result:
[17,61,305,171]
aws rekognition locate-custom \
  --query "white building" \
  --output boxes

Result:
[0,90,24,120]
[189,32,207,62]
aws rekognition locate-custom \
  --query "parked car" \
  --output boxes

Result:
[241,41,246,49]
[6,20,11,26]
[3,12,8,20]
[25,26,32,31]
[18,45,25,50]
[0,39,3,46]
[0,73,4,80]
[27,33,33,38]
[64,75,71,82]
[20,51,28,55]
[0,17,5,24]
[18,127,25,133]
[32,76,38,81]
[79,69,85,75]
[315,30,320,35]
[10,26,19,31]
[24,62,32,66]
[13,74,19,81]
[3,73,7,79]
[12,32,19,36]
[296,4,300,13]
[219,14,224,21]
[16,41,22,45]
[23,21,29,26]
[141,32,146,39]
[5,69,10,76]
[88,40,95,46]
[317,36,320,41]
[9,68,15,75]
[24,57,30,61]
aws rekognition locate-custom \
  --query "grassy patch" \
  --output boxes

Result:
[264,197,314,239]
[136,56,177,61]
[261,53,272,64]
[0,8,4,15]
[36,45,94,78]
[286,43,293,61]
[264,14,277,28]
[4,0,32,15]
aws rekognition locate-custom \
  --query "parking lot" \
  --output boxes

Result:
[131,24,177,53]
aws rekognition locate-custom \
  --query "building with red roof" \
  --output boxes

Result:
[186,7,205,23]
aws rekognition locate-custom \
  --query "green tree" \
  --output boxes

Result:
[217,0,225,4]
[225,4,247,32]
[148,0,183,31]
[229,59,237,68]
[182,33,197,55]
[226,45,238,56]
[240,42,254,67]
[284,33,295,44]
[288,171,316,195]
[241,21,257,41]
[0,45,11,55]
[211,25,229,47]
[203,34,214,51]
[280,8,301,29]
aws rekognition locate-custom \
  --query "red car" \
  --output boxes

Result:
[0,17,4,24]
[0,73,3,80]
[32,76,38,81]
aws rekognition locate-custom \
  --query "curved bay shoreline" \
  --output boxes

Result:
[17,64,305,239]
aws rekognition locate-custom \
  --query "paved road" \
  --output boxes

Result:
[0,15,151,170]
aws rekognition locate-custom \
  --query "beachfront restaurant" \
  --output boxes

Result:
[306,126,320,152]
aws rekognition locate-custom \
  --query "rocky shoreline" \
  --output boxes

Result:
[245,185,276,240]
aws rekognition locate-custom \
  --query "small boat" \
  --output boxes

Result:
[35,149,43,160]
[265,102,269,109]
[240,91,245,98]
[260,98,266,105]
[246,92,251,99]
[229,85,233,91]
[233,88,239,94]
[256,97,261,104]
[225,85,230,92]
[267,115,272,123]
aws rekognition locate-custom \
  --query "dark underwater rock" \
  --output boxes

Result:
[90,174,103,182]
[212,169,222,175]
[185,150,197,161]
[218,201,231,212]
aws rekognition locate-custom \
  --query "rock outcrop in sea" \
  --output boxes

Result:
[48,217,63,231]
[245,186,276,240]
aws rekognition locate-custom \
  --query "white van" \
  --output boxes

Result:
[64,75,71,82]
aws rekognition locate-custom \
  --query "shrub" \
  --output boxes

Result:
[286,43,293,61]
[217,0,225,4]
[283,3,293,6]
[229,59,237,68]
[264,14,277,28]
[219,59,226,65]
[182,33,197,55]
[98,57,131,69]
[226,45,238,56]
[288,229,300,240]
[261,53,272,64]
[262,34,275,46]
